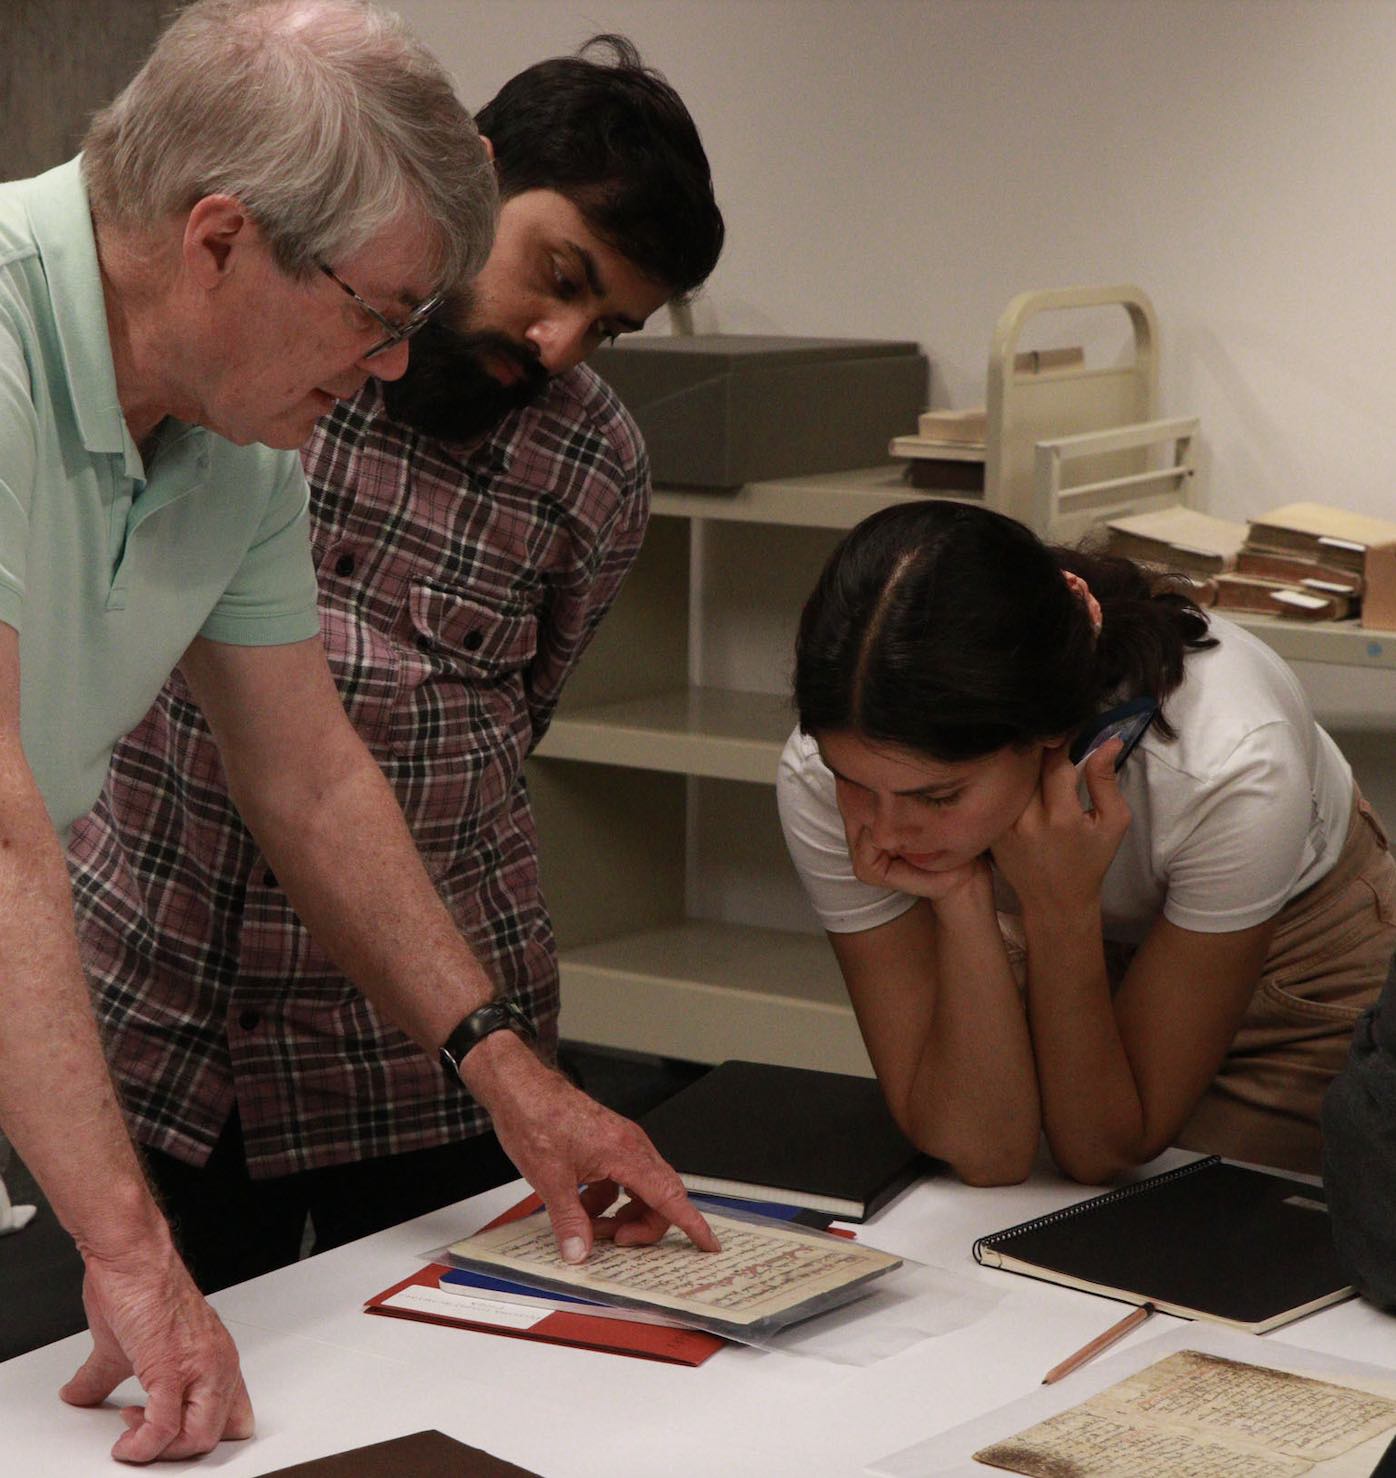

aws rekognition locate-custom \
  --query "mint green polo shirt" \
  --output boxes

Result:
[0,159,321,835]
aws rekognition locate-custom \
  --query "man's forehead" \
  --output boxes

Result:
[343,222,447,310]
[502,189,670,319]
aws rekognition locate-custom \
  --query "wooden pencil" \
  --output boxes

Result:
[1041,1302,1157,1384]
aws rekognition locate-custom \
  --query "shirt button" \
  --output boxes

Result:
[463,630,484,651]
[334,553,356,577]
[263,869,277,888]
[415,633,433,653]
[239,1009,261,1032]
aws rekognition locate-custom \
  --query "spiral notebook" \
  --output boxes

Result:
[972,1156,1355,1332]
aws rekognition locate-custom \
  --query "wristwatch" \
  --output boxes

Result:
[438,999,537,1079]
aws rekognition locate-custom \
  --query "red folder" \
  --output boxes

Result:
[366,1190,723,1364]
[363,1261,724,1366]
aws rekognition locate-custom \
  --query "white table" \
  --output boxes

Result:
[5,1151,1395,1475]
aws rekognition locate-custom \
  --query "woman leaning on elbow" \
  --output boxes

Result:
[777,501,1396,1183]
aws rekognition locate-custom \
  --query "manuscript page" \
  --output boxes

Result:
[974,1350,1396,1478]
[449,1210,900,1329]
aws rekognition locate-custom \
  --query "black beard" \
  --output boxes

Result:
[381,319,551,443]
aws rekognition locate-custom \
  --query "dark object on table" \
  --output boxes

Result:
[641,1058,933,1220]
[592,334,928,489]
[254,1428,539,1476]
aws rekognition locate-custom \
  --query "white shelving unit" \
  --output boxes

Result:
[530,467,1396,1077]
[1219,613,1396,673]
[529,470,940,1077]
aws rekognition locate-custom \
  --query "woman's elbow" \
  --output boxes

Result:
[1050,1135,1161,1186]
[893,1095,1039,1187]
[946,1128,1040,1187]
[954,1151,1035,1188]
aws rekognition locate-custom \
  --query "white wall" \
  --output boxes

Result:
[400,0,1396,524]
[402,0,1396,826]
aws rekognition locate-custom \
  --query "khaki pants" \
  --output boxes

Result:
[1176,789,1396,1174]
[1001,787,1396,1175]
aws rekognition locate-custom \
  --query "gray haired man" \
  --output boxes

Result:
[0,0,712,1462]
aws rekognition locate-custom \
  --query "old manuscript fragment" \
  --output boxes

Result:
[974,1349,1396,1478]
[449,1210,900,1334]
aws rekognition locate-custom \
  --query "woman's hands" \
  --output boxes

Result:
[991,741,1131,918]
[845,821,994,910]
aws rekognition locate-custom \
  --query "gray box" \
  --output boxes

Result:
[590,334,928,489]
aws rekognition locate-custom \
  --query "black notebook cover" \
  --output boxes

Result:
[972,1156,1354,1332]
[640,1059,932,1221]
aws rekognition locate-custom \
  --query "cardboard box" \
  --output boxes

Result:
[590,334,929,489]
[1361,544,1396,631]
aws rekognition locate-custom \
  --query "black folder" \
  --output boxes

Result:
[641,1059,932,1221]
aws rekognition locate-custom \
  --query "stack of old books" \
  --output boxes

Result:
[1106,502,1396,627]
[1213,503,1368,623]
[888,407,987,493]
[1104,506,1247,588]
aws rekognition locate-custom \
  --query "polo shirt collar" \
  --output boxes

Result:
[24,156,147,479]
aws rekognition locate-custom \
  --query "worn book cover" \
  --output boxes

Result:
[1104,506,1248,576]
[1235,546,1362,593]
[253,1429,539,1476]
[1212,572,1355,621]
[1246,502,1396,576]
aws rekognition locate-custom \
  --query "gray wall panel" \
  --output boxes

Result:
[1,0,172,180]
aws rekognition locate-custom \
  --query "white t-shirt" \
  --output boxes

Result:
[777,616,1353,943]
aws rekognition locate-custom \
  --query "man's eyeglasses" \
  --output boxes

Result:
[319,264,444,360]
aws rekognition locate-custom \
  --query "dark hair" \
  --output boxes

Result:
[794,501,1217,761]
[476,34,724,301]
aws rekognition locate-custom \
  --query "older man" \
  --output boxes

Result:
[68,35,725,1294]
[2,0,711,1464]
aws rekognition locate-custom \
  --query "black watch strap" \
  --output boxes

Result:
[438,999,536,1078]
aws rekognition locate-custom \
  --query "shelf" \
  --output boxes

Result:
[556,920,872,1075]
[1227,613,1396,671]
[538,459,1396,1074]
[536,687,792,782]
[651,466,956,530]
[646,472,1396,673]
[537,632,1396,786]
[889,438,986,463]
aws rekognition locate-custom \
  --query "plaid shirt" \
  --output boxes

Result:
[67,367,649,1177]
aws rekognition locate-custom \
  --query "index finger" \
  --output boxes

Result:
[613,1166,720,1252]
[1041,744,1087,808]
[847,824,893,887]
[1081,740,1130,823]
[110,1379,182,1464]
[116,1370,255,1463]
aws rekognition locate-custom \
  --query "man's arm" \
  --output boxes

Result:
[177,632,717,1260]
[0,625,251,1464]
